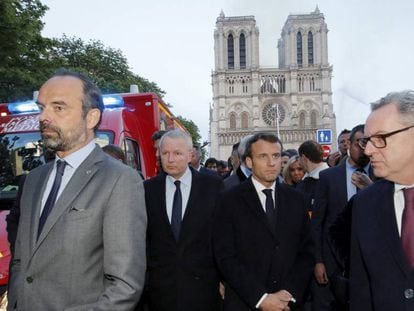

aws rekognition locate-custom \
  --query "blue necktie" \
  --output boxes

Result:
[262,189,276,228]
[171,180,182,241]
[38,160,67,238]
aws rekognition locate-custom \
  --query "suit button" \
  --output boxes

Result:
[404,288,414,299]
[272,280,277,284]
[26,276,33,283]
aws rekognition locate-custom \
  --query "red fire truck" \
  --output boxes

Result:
[0,88,186,286]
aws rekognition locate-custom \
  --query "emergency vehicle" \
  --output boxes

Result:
[0,87,186,285]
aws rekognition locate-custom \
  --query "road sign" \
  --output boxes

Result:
[321,145,331,158]
[317,129,332,144]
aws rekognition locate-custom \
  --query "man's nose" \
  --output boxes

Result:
[363,140,375,157]
[168,153,175,162]
[39,107,50,122]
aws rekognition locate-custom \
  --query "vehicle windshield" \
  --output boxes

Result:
[0,132,45,209]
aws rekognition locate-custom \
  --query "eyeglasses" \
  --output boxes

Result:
[358,125,414,149]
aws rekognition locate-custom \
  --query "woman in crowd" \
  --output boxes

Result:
[283,155,305,187]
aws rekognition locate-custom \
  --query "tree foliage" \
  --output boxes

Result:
[0,0,164,102]
[176,116,201,146]
[0,0,54,101]
[0,1,201,142]
[50,36,165,96]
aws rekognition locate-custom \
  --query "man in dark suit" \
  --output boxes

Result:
[223,135,252,189]
[296,140,329,214]
[7,70,147,310]
[311,124,373,310]
[214,132,313,311]
[190,144,218,176]
[144,129,223,311]
[350,90,414,311]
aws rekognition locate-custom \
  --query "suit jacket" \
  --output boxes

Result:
[144,169,223,311]
[199,166,219,176]
[350,179,414,311]
[223,166,248,190]
[296,176,319,213]
[311,162,348,275]
[8,145,147,311]
[213,178,314,311]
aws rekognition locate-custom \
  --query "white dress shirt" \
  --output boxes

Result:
[165,167,192,222]
[40,139,96,214]
[345,159,370,200]
[251,176,277,307]
[251,177,276,212]
[394,183,414,235]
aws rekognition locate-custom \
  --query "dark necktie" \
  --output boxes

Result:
[38,160,67,237]
[171,180,182,241]
[402,187,414,268]
[262,189,276,228]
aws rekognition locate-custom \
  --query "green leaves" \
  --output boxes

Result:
[0,0,164,102]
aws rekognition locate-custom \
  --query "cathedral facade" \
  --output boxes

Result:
[210,7,336,160]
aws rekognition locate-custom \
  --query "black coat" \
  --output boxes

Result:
[350,179,414,311]
[213,178,313,310]
[144,169,223,311]
[311,163,348,275]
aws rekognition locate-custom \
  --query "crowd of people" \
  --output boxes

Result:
[5,70,414,311]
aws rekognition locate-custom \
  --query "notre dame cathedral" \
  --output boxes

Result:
[210,7,336,159]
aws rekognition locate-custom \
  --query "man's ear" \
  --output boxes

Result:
[86,108,101,130]
[245,156,253,169]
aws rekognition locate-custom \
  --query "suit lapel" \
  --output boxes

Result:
[29,163,53,253]
[179,170,200,242]
[241,178,276,237]
[376,181,409,275]
[153,174,171,232]
[34,146,103,249]
[338,163,348,204]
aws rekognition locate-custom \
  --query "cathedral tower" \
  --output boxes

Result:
[210,7,336,159]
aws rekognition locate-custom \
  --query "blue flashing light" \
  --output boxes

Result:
[102,95,124,108]
[8,100,40,114]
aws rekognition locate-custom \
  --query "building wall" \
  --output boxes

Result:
[210,7,336,160]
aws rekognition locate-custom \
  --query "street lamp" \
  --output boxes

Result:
[272,103,280,138]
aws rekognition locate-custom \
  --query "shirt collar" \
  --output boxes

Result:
[395,183,414,192]
[56,139,96,169]
[240,164,252,177]
[251,176,276,192]
[167,166,192,187]
[305,162,329,179]
[346,158,370,174]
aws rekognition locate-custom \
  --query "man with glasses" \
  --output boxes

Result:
[349,90,414,311]
[311,124,374,310]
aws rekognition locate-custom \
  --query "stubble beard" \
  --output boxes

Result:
[40,121,88,152]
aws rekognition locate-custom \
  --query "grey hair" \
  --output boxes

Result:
[159,129,193,151]
[238,134,254,163]
[371,90,414,124]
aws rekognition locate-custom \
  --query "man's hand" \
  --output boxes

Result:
[219,282,225,299]
[327,151,341,167]
[351,171,373,190]
[314,262,329,284]
[260,290,292,311]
